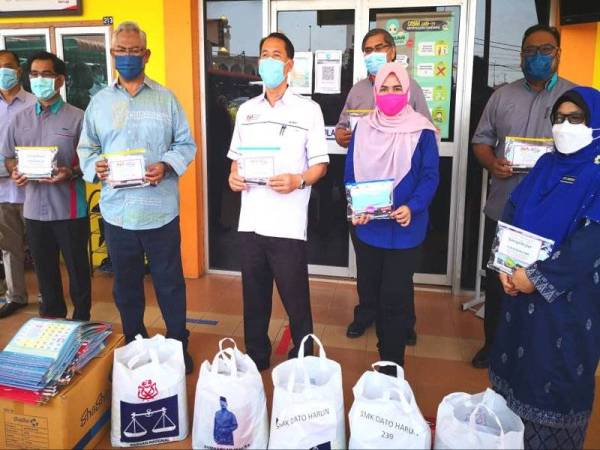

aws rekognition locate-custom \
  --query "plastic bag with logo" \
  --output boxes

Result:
[111,334,188,447]
[348,361,431,449]
[434,389,524,449]
[269,334,345,449]
[192,338,268,449]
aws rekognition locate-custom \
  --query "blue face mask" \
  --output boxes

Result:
[30,77,56,101]
[0,68,19,91]
[523,52,554,81]
[259,58,286,89]
[115,55,144,81]
[365,52,387,76]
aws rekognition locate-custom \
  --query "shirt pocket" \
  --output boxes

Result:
[50,128,79,167]
[277,125,308,173]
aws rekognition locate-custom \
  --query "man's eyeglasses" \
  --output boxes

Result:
[363,44,390,55]
[29,71,57,78]
[111,47,146,56]
[522,44,557,57]
[551,112,586,125]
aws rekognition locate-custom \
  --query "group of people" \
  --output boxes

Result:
[0,17,598,450]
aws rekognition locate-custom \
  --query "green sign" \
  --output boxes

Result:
[377,12,455,139]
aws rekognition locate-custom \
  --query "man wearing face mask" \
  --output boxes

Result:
[470,24,576,369]
[0,50,36,319]
[228,32,329,370]
[77,21,196,374]
[1,51,91,321]
[336,28,431,342]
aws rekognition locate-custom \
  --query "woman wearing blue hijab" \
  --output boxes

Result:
[490,86,600,450]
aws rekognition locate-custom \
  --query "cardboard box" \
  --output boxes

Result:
[0,334,124,449]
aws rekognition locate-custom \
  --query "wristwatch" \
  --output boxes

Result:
[298,176,306,190]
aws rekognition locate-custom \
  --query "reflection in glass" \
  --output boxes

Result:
[62,34,108,110]
[4,35,47,92]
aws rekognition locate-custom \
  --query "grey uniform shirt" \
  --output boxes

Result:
[1,100,86,221]
[336,77,433,129]
[472,75,576,221]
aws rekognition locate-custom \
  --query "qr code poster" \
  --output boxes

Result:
[315,50,342,94]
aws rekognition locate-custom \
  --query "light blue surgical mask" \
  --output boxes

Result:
[365,52,387,76]
[0,68,19,91]
[30,77,56,101]
[259,58,286,89]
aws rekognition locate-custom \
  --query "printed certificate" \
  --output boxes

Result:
[105,149,147,189]
[237,146,280,185]
[504,136,554,172]
[346,179,394,220]
[16,146,57,179]
[487,221,555,274]
[347,109,373,131]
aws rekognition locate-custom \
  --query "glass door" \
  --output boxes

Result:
[270,0,360,277]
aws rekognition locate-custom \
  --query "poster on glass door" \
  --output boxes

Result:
[376,12,454,139]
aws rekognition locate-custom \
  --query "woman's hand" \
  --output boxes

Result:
[511,267,536,294]
[352,214,371,226]
[390,205,411,227]
[499,272,519,296]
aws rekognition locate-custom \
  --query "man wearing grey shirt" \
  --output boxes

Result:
[470,24,575,369]
[336,28,431,342]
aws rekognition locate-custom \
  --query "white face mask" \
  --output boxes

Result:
[552,121,598,155]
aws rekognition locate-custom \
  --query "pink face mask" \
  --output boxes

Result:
[376,92,408,116]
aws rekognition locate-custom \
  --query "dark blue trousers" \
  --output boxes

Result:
[104,216,189,348]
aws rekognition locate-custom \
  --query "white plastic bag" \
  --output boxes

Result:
[111,335,188,447]
[434,388,524,449]
[269,334,346,449]
[349,361,431,449]
[192,338,268,449]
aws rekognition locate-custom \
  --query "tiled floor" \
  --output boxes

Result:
[1,269,598,448]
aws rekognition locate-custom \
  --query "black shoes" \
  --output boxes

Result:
[471,347,490,369]
[346,321,370,338]
[184,350,194,375]
[406,328,417,346]
[0,301,27,319]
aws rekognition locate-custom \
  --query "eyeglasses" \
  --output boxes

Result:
[29,71,57,79]
[111,47,146,56]
[551,112,586,125]
[363,44,391,55]
[522,44,557,57]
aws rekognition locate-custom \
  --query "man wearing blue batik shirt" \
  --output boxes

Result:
[77,21,197,374]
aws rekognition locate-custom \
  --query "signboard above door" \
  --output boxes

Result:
[0,0,82,17]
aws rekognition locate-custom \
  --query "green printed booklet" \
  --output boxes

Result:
[105,148,148,189]
[237,146,279,185]
[346,179,394,220]
[487,221,555,274]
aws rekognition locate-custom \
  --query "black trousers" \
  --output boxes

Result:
[239,232,313,366]
[104,217,189,348]
[483,216,504,349]
[351,227,417,331]
[353,236,419,366]
[25,217,91,321]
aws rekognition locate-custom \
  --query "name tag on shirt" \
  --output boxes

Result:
[105,149,148,189]
[487,221,555,274]
[504,136,554,172]
[237,146,280,185]
[16,146,58,179]
[345,179,394,220]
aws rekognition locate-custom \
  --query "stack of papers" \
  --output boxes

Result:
[0,318,112,404]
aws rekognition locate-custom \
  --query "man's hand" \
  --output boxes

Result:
[38,166,73,184]
[491,157,513,179]
[10,169,28,187]
[390,205,412,227]
[352,214,371,226]
[512,267,536,294]
[269,173,302,194]
[145,162,167,185]
[335,127,352,148]
[95,159,109,181]
[499,272,519,296]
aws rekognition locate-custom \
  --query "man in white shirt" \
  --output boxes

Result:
[228,32,329,370]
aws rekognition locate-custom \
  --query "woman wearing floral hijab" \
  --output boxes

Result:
[491,87,600,449]
[344,62,439,372]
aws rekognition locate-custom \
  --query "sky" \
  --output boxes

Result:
[207,0,539,87]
